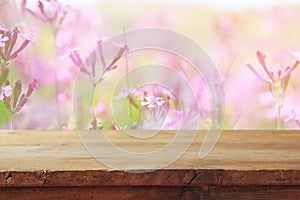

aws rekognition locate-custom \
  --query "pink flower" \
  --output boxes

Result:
[22,0,69,26]
[29,78,38,90]
[290,50,300,61]
[0,33,9,47]
[164,108,198,129]
[62,47,90,74]
[285,109,300,128]
[26,78,38,96]
[20,29,35,44]
[89,117,103,130]
[62,47,82,66]
[164,110,182,129]
[0,26,34,63]
[0,85,12,100]
[141,95,165,108]
[115,87,139,109]
[62,125,75,130]
[102,42,127,73]
[63,41,126,82]
[111,121,126,130]
[14,78,38,113]
[0,25,7,32]
[115,86,132,99]
[246,50,299,83]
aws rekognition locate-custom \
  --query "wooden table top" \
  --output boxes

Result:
[0,130,299,187]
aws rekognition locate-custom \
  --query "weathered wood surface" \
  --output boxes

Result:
[1,186,300,200]
[0,130,299,199]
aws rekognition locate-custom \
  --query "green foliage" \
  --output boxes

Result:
[12,80,22,110]
[0,101,8,125]
[102,122,112,130]
[0,67,9,86]
[128,94,143,124]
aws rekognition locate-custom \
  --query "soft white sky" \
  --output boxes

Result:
[60,0,300,10]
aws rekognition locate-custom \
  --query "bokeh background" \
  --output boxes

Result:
[0,0,300,129]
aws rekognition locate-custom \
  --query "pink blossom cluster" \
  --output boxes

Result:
[0,0,300,130]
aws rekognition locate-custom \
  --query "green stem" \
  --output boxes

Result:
[277,104,281,130]
[274,82,282,130]
[51,30,61,129]
[83,83,97,128]
[9,113,14,130]
[123,29,133,120]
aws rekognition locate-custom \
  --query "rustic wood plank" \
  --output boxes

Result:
[0,130,299,199]
[0,186,184,200]
[0,185,299,200]
[206,185,300,200]
[0,169,299,187]
[0,130,299,171]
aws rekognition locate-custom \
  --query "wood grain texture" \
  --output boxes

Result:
[0,169,299,187]
[0,130,299,199]
[1,130,299,171]
[0,186,300,200]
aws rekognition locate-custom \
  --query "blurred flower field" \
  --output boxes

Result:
[0,0,300,130]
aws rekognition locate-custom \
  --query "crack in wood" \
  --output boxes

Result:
[39,170,50,185]
[180,171,199,199]
[5,173,12,185]
[162,171,174,184]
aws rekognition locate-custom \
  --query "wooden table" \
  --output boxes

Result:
[0,130,299,199]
